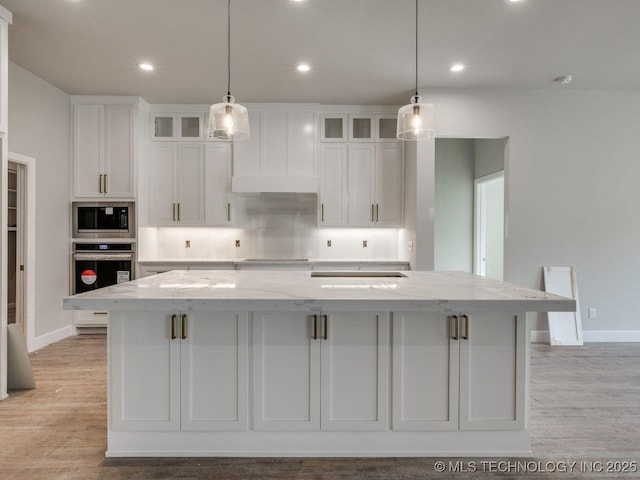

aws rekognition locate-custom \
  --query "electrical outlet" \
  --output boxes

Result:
[408,240,414,252]
[185,240,191,248]
[235,239,240,248]
[363,240,368,248]
[327,240,332,247]
[588,308,596,319]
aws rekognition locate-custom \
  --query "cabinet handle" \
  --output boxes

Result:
[462,314,469,340]
[321,203,324,222]
[172,203,176,221]
[227,202,231,221]
[451,315,459,340]
[371,204,375,222]
[323,314,328,340]
[312,315,318,340]
[177,203,181,222]
[170,314,177,340]
[376,203,379,222]
[98,174,103,194]
[181,314,187,340]
[104,174,108,194]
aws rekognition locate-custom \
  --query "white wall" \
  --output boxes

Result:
[8,62,72,343]
[415,88,640,336]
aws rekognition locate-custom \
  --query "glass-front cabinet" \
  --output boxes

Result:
[152,114,204,141]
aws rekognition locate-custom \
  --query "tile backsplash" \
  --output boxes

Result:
[139,194,408,261]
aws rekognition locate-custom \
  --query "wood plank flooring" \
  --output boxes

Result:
[1,335,639,479]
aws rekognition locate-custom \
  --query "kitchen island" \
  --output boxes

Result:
[64,269,574,457]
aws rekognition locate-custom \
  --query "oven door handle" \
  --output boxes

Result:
[72,253,134,261]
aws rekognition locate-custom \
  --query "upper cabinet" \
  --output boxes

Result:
[152,114,204,141]
[0,7,12,134]
[72,103,136,199]
[320,114,347,142]
[349,114,375,142]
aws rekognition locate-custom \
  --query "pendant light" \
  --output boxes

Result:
[208,0,250,140]
[396,0,436,141]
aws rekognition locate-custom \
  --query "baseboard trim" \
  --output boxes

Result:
[531,330,640,343]
[30,325,74,352]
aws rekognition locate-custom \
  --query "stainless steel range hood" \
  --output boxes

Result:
[232,176,318,194]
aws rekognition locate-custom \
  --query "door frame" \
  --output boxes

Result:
[7,152,36,352]
[473,170,505,279]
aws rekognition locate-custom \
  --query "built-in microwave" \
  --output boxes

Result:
[72,202,135,239]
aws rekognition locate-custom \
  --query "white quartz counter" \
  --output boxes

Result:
[64,269,575,313]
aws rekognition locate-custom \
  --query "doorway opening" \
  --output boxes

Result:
[7,153,36,351]
[434,137,507,280]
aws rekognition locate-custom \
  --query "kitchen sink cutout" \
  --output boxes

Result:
[310,272,407,278]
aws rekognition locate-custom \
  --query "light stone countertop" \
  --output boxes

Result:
[64,269,575,314]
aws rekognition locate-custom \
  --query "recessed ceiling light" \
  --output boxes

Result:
[296,63,311,72]
[291,0,306,2]
[553,75,573,85]
[449,63,465,73]
[138,63,154,71]
[508,0,523,3]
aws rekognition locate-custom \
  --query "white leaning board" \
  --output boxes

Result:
[543,266,583,346]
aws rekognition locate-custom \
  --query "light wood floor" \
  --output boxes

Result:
[1,335,639,479]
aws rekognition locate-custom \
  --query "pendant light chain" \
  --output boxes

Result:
[227,0,231,97]
[414,0,418,98]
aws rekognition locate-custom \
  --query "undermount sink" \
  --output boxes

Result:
[310,272,407,278]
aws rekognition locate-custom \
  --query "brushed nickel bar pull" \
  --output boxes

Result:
[104,174,107,193]
[462,314,469,340]
[451,315,459,340]
[376,203,379,222]
[312,315,318,340]
[170,314,177,340]
[323,314,328,340]
[177,203,181,222]
[371,204,375,222]
[321,203,324,222]
[227,203,231,221]
[181,314,187,340]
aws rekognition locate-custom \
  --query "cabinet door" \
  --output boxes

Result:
[179,114,204,140]
[319,144,348,226]
[151,114,176,140]
[104,105,135,198]
[376,115,398,142]
[175,144,204,225]
[288,111,316,177]
[392,313,459,431]
[233,111,261,177]
[459,312,527,431]
[347,144,375,226]
[204,143,232,225]
[320,114,347,142]
[374,143,403,226]
[110,311,180,431]
[252,312,320,430]
[149,143,177,225]
[349,114,375,142]
[181,312,248,431]
[73,104,104,198]
[320,312,389,430]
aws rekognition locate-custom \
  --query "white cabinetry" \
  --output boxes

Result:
[232,109,317,192]
[110,310,248,431]
[204,143,233,225]
[149,143,204,225]
[252,311,388,431]
[0,8,11,134]
[393,312,526,431]
[320,142,403,227]
[73,104,135,198]
[152,113,204,141]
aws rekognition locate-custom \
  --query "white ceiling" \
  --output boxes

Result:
[3,0,640,105]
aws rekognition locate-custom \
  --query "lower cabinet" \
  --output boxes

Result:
[392,312,526,431]
[252,311,389,431]
[110,310,248,431]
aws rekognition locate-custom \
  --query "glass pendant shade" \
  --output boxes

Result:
[397,95,436,141]
[208,95,250,140]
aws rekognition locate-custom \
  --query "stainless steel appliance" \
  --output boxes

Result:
[72,201,135,239]
[72,242,135,294]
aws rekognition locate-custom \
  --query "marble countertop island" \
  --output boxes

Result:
[64,269,575,313]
